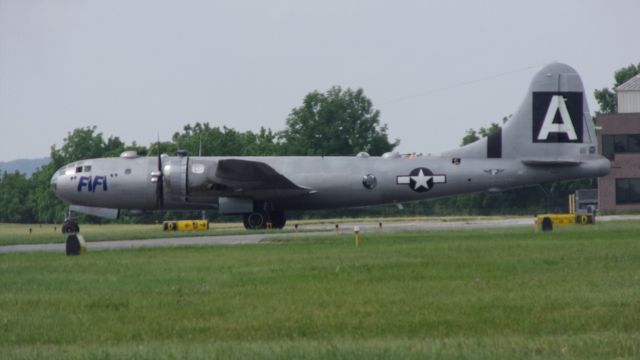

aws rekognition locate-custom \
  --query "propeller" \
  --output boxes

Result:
[156,151,164,208]
[151,138,164,209]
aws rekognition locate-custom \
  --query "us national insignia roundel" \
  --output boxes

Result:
[396,167,446,193]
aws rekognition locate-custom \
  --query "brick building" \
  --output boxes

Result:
[597,74,640,211]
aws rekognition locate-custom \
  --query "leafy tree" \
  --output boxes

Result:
[243,127,283,156]
[461,122,501,146]
[461,129,479,146]
[50,126,127,167]
[594,62,640,114]
[123,142,149,156]
[27,164,65,223]
[0,172,33,222]
[171,122,282,156]
[281,86,398,156]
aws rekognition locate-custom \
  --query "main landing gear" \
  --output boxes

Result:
[242,210,286,230]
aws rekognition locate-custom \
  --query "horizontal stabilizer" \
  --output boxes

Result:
[521,159,582,166]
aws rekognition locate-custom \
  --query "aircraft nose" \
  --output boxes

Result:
[51,165,73,202]
[51,168,62,199]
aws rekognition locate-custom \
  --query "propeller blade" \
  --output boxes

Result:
[155,142,164,209]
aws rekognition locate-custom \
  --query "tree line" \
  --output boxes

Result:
[2,64,638,224]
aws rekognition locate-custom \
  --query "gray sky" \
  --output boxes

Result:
[1,0,639,161]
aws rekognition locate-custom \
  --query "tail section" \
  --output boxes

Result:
[445,62,600,164]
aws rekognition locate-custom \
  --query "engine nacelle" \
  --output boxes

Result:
[161,157,219,207]
[162,157,188,205]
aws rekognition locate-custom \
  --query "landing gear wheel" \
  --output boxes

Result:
[65,234,86,256]
[243,212,266,230]
[270,211,286,229]
[61,221,80,234]
[66,235,81,255]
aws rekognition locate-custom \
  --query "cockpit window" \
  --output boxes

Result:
[83,165,92,172]
[75,166,83,173]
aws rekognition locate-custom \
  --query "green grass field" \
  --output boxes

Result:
[2,222,640,359]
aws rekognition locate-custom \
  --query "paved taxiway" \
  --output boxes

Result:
[1,215,638,254]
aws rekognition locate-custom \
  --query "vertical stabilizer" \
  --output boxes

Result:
[444,63,599,163]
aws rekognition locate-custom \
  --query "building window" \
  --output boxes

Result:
[629,135,640,152]
[614,135,627,152]
[603,134,640,160]
[602,135,614,160]
[616,178,640,204]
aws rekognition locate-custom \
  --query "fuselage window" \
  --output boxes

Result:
[125,169,132,175]
[83,165,92,172]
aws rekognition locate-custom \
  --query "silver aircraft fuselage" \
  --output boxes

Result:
[51,154,609,212]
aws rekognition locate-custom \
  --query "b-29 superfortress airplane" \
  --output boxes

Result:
[51,63,610,232]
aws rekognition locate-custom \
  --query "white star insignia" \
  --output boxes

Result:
[396,168,446,192]
[411,169,432,190]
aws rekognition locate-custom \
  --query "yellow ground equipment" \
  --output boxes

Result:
[163,220,209,231]
[535,193,595,231]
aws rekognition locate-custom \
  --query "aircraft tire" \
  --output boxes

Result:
[66,235,81,256]
[270,211,286,229]
[541,217,553,232]
[62,221,79,234]
[243,212,266,230]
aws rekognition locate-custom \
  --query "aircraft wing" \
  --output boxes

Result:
[211,159,311,194]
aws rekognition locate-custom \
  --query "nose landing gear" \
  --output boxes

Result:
[61,210,85,255]
[61,220,80,234]
[61,211,80,234]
